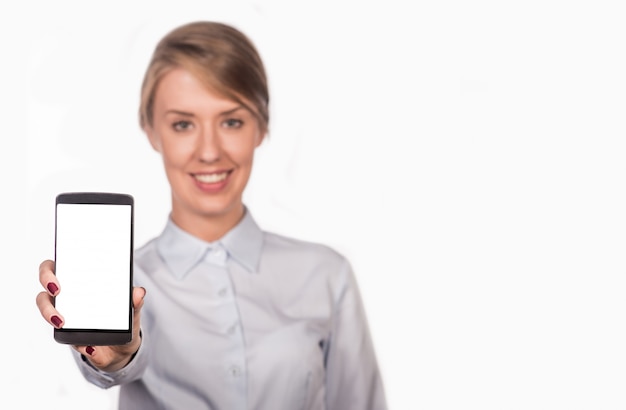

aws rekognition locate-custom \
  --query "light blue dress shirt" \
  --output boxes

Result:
[72,208,387,409]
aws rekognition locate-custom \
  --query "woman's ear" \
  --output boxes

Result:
[143,125,162,153]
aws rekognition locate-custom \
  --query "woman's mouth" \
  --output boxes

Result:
[193,171,230,184]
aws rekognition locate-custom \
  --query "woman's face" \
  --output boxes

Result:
[144,68,264,235]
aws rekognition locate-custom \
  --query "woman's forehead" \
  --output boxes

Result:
[154,69,242,110]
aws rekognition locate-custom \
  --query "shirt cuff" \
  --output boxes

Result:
[71,330,148,389]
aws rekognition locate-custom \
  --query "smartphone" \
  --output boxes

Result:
[53,192,134,345]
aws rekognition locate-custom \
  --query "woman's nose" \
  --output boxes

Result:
[197,125,221,164]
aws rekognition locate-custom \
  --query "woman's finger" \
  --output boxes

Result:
[35,291,64,328]
[38,259,59,296]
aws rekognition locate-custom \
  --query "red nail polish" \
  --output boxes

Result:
[86,346,95,355]
[47,282,59,295]
[51,315,62,327]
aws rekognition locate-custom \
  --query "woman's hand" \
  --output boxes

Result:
[36,259,146,372]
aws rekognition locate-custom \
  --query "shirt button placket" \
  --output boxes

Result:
[206,246,247,408]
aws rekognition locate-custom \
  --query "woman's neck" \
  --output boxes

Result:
[169,204,245,243]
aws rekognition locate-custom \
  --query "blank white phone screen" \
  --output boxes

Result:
[55,203,131,330]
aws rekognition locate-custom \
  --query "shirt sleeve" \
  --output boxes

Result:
[70,330,150,389]
[325,259,388,410]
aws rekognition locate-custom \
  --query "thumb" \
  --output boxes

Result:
[132,286,146,312]
[130,286,146,345]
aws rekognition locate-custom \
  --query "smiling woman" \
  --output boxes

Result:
[144,67,264,241]
[35,20,388,410]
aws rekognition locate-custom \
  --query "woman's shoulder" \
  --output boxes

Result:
[261,230,349,267]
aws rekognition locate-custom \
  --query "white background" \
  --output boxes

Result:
[5,0,626,408]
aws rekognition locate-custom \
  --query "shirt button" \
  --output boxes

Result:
[217,288,227,297]
[227,324,237,335]
[213,248,226,259]
[229,365,241,378]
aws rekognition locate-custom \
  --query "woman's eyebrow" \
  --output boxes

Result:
[221,105,246,115]
[164,106,246,116]
[164,109,194,116]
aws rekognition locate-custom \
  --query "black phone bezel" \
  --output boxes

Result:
[53,192,134,346]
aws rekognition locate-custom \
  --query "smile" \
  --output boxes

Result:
[193,171,230,184]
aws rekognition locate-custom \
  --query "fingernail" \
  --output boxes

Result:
[51,315,62,327]
[86,346,95,355]
[47,282,59,295]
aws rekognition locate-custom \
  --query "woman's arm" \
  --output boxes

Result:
[325,259,388,410]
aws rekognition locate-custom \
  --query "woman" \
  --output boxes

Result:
[37,21,387,409]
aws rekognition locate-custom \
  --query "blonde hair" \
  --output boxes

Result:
[139,21,269,132]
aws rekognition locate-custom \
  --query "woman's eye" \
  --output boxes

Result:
[223,118,243,128]
[173,120,192,131]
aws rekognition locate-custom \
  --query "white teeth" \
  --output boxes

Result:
[195,172,228,183]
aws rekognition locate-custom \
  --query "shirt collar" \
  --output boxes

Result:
[220,208,264,273]
[156,208,263,279]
